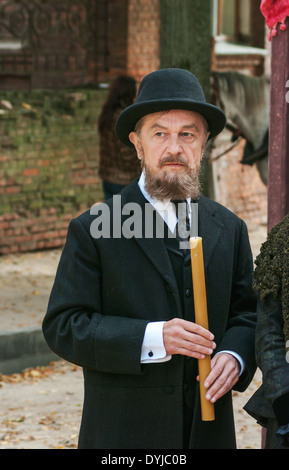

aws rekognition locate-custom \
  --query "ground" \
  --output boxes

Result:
[0,222,267,449]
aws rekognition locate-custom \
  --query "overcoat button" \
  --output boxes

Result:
[185,289,191,297]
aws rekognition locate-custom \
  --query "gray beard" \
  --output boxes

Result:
[142,158,201,201]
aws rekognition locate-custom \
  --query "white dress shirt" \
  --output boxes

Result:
[138,171,244,373]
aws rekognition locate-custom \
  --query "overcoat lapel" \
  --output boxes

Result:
[197,197,224,270]
[120,181,182,312]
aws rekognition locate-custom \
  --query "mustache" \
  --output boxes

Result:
[158,155,189,168]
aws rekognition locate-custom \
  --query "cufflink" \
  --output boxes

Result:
[148,350,154,357]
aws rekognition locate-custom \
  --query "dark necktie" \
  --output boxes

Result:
[171,199,190,242]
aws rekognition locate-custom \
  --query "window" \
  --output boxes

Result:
[213,0,250,45]
[211,0,267,76]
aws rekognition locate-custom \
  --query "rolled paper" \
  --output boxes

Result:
[190,236,215,421]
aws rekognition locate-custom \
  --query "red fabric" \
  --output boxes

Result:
[260,0,289,28]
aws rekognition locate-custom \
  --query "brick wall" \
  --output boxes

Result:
[127,0,160,81]
[0,0,99,90]
[0,88,105,254]
[96,0,130,82]
[96,0,160,84]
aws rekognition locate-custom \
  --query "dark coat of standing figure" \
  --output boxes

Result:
[245,214,289,448]
[43,68,257,449]
[98,75,141,200]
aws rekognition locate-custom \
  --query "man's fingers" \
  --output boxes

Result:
[203,353,240,403]
[163,318,216,358]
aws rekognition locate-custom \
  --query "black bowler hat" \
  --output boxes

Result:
[115,68,226,147]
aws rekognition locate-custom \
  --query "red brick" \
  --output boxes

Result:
[23,168,39,176]
[5,186,21,194]
[0,221,9,229]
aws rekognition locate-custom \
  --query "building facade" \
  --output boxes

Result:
[0,0,268,254]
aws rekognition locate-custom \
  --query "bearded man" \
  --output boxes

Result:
[42,68,257,449]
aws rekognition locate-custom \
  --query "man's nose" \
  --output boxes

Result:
[167,134,183,154]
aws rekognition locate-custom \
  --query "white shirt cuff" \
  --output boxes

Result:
[141,321,172,363]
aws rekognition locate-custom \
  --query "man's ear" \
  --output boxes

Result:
[129,131,138,146]
[129,132,142,160]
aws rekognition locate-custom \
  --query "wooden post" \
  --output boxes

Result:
[263,14,289,449]
[267,17,289,231]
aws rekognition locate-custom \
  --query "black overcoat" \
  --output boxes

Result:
[42,179,257,449]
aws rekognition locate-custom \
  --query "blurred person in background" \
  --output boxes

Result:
[98,75,141,200]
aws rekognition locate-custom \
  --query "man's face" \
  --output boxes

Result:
[129,109,209,200]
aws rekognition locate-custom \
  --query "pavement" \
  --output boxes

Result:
[0,222,268,449]
[0,249,62,374]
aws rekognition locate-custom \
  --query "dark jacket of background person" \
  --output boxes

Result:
[98,76,140,196]
[42,179,257,449]
[245,214,289,448]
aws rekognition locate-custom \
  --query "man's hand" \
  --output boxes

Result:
[163,318,216,359]
[203,352,240,403]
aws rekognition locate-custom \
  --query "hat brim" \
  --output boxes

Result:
[115,99,226,147]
